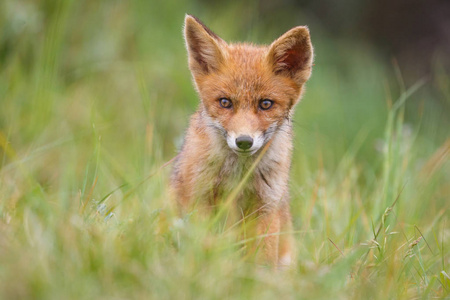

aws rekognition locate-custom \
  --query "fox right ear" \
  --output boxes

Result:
[267,26,314,85]
[184,15,225,76]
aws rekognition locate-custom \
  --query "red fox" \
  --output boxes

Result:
[171,15,314,267]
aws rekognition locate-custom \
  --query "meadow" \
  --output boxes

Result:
[0,1,449,299]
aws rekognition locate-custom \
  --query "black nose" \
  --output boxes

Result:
[236,135,253,150]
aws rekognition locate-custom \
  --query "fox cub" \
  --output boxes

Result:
[171,15,313,267]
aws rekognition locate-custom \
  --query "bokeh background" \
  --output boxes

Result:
[0,0,449,299]
[1,0,449,174]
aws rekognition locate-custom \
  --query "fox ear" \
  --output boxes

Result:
[184,15,225,76]
[267,26,313,85]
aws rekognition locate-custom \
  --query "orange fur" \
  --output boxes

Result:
[171,15,314,267]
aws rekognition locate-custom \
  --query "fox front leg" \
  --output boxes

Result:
[255,208,281,267]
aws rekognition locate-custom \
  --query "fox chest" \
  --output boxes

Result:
[196,154,260,208]
[206,152,289,208]
[217,156,253,190]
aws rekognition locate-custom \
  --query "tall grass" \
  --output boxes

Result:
[0,1,449,299]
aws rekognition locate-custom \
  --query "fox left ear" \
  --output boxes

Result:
[267,26,314,85]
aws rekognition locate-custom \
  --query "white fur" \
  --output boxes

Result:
[226,131,265,156]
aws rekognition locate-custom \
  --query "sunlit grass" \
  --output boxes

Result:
[0,1,449,299]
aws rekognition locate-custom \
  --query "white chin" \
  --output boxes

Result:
[231,148,258,156]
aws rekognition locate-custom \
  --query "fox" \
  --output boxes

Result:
[170,15,314,267]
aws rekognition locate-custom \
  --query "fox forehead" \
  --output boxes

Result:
[197,44,301,107]
[225,43,267,70]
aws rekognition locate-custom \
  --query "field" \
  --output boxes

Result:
[0,1,449,299]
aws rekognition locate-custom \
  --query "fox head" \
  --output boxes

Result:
[184,15,314,156]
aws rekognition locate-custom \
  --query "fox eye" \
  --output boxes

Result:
[219,98,232,109]
[259,99,274,110]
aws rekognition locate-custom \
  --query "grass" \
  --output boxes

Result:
[1,0,449,299]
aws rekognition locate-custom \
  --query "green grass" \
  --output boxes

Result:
[1,1,449,299]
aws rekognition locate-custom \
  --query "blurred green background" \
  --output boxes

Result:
[0,0,449,299]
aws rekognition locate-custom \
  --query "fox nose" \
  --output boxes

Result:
[236,135,253,150]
